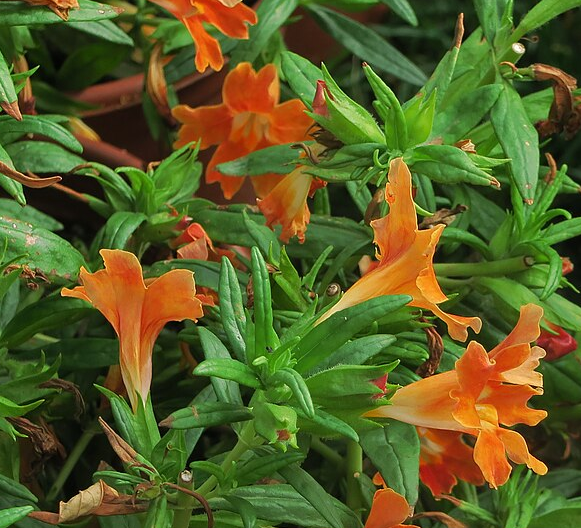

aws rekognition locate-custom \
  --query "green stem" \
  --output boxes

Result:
[434,256,533,278]
[196,424,256,498]
[46,421,99,503]
[345,440,363,517]
[171,471,196,528]
[310,437,344,467]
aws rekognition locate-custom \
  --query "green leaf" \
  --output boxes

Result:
[269,368,315,419]
[67,20,134,46]
[148,259,247,291]
[216,144,300,177]
[405,145,500,187]
[360,421,420,506]
[541,355,581,405]
[513,0,581,41]
[295,407,359,442]
[56,42,128,91]
[0,0,121,25]
[307,5,426,86]
[230,0,299,65]
[439,227,492,259]
[0,115,82,153]
[198,327,243,406]
[312,335,397,374]
[0,505,34,528]
[280,52,322,109]
[0,474,37,503]
[236,449,305,487]
[160,402,253,429]
[541,218,581,245]
[224,496,257,528]
[213,485,360,528]
[490,80,539,204]
[277,465,360,528]
[0,144,24,205]
[0,296,92,348]
[194,358,261,389]
[293,295,411,374]
[91,212,146,254]
[219,257,247,363]
[431,84,503,143]
[474,0,500,44]
[0,50,18,120]
[5,140,84,174]
[527,507,581,528]
[379,0,418,26]
[151,142,202,206]
[0,216,86,284]
[250,247,280,362]
[143,496,169,528]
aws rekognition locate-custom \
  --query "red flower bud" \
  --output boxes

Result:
[561,257,574,276]
[537,322,577,361]
[312,80,332,118]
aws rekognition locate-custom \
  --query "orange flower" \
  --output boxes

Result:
[173,62,313,199]
[150,0,257,72]
[317,158,481,342]
[418,428,484,496]
[365,474,418,528]
[257,165,326,243]
[367,304,548,489]
[62,249,203,410]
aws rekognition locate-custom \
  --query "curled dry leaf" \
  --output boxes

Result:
[0,162,61,188]
[418,204,467,229]
[28,480,147,524]
[416,323,445,378]
[532,63,581,139]
[146,42,175,124]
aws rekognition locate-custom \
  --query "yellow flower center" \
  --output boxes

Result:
[231,112,271,141]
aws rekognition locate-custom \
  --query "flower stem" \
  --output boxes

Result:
[46,421,99,503]
[195,424,256,498]
[434,256,533,278]
[310,437,344,467]
[170,471,197,528]
[345,440,363,518]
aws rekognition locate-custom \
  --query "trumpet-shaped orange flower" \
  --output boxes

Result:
[317,158,481,342]
[257,163,326,243]
[150,0,257,72]
[365,474,418,528]
[62,250,203,410]
[367,304,548,489]
[418,427,484,496]
[173,62,313,199]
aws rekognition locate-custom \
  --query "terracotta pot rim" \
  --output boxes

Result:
[70,67,217,118]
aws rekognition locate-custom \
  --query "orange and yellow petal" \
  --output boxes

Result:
[183,15,224,72]
[365,372,464,432]
[496,428,548,476]
[480,383,547,427]
[365,488,412,528]
[173,103,232,149]
[473,428,513,489]
[206,140,252,199]
[223,62,279,115]
[490,304,543,358]
[198,0,257,39]
[257,166,312,243]
[266,99,313,144]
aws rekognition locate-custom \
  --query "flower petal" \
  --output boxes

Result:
[365,488,410,528]
[206,140,251,199]
[257,166,312,243]
[480,382,547,427]
[265,99,313,144]
[489,304,543,358]
[173,103,232,149]
[182,13,225,72]
[198,0,257,39]
[496,428,548,476]
[223,62,279,114]
[473,428,513,489]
